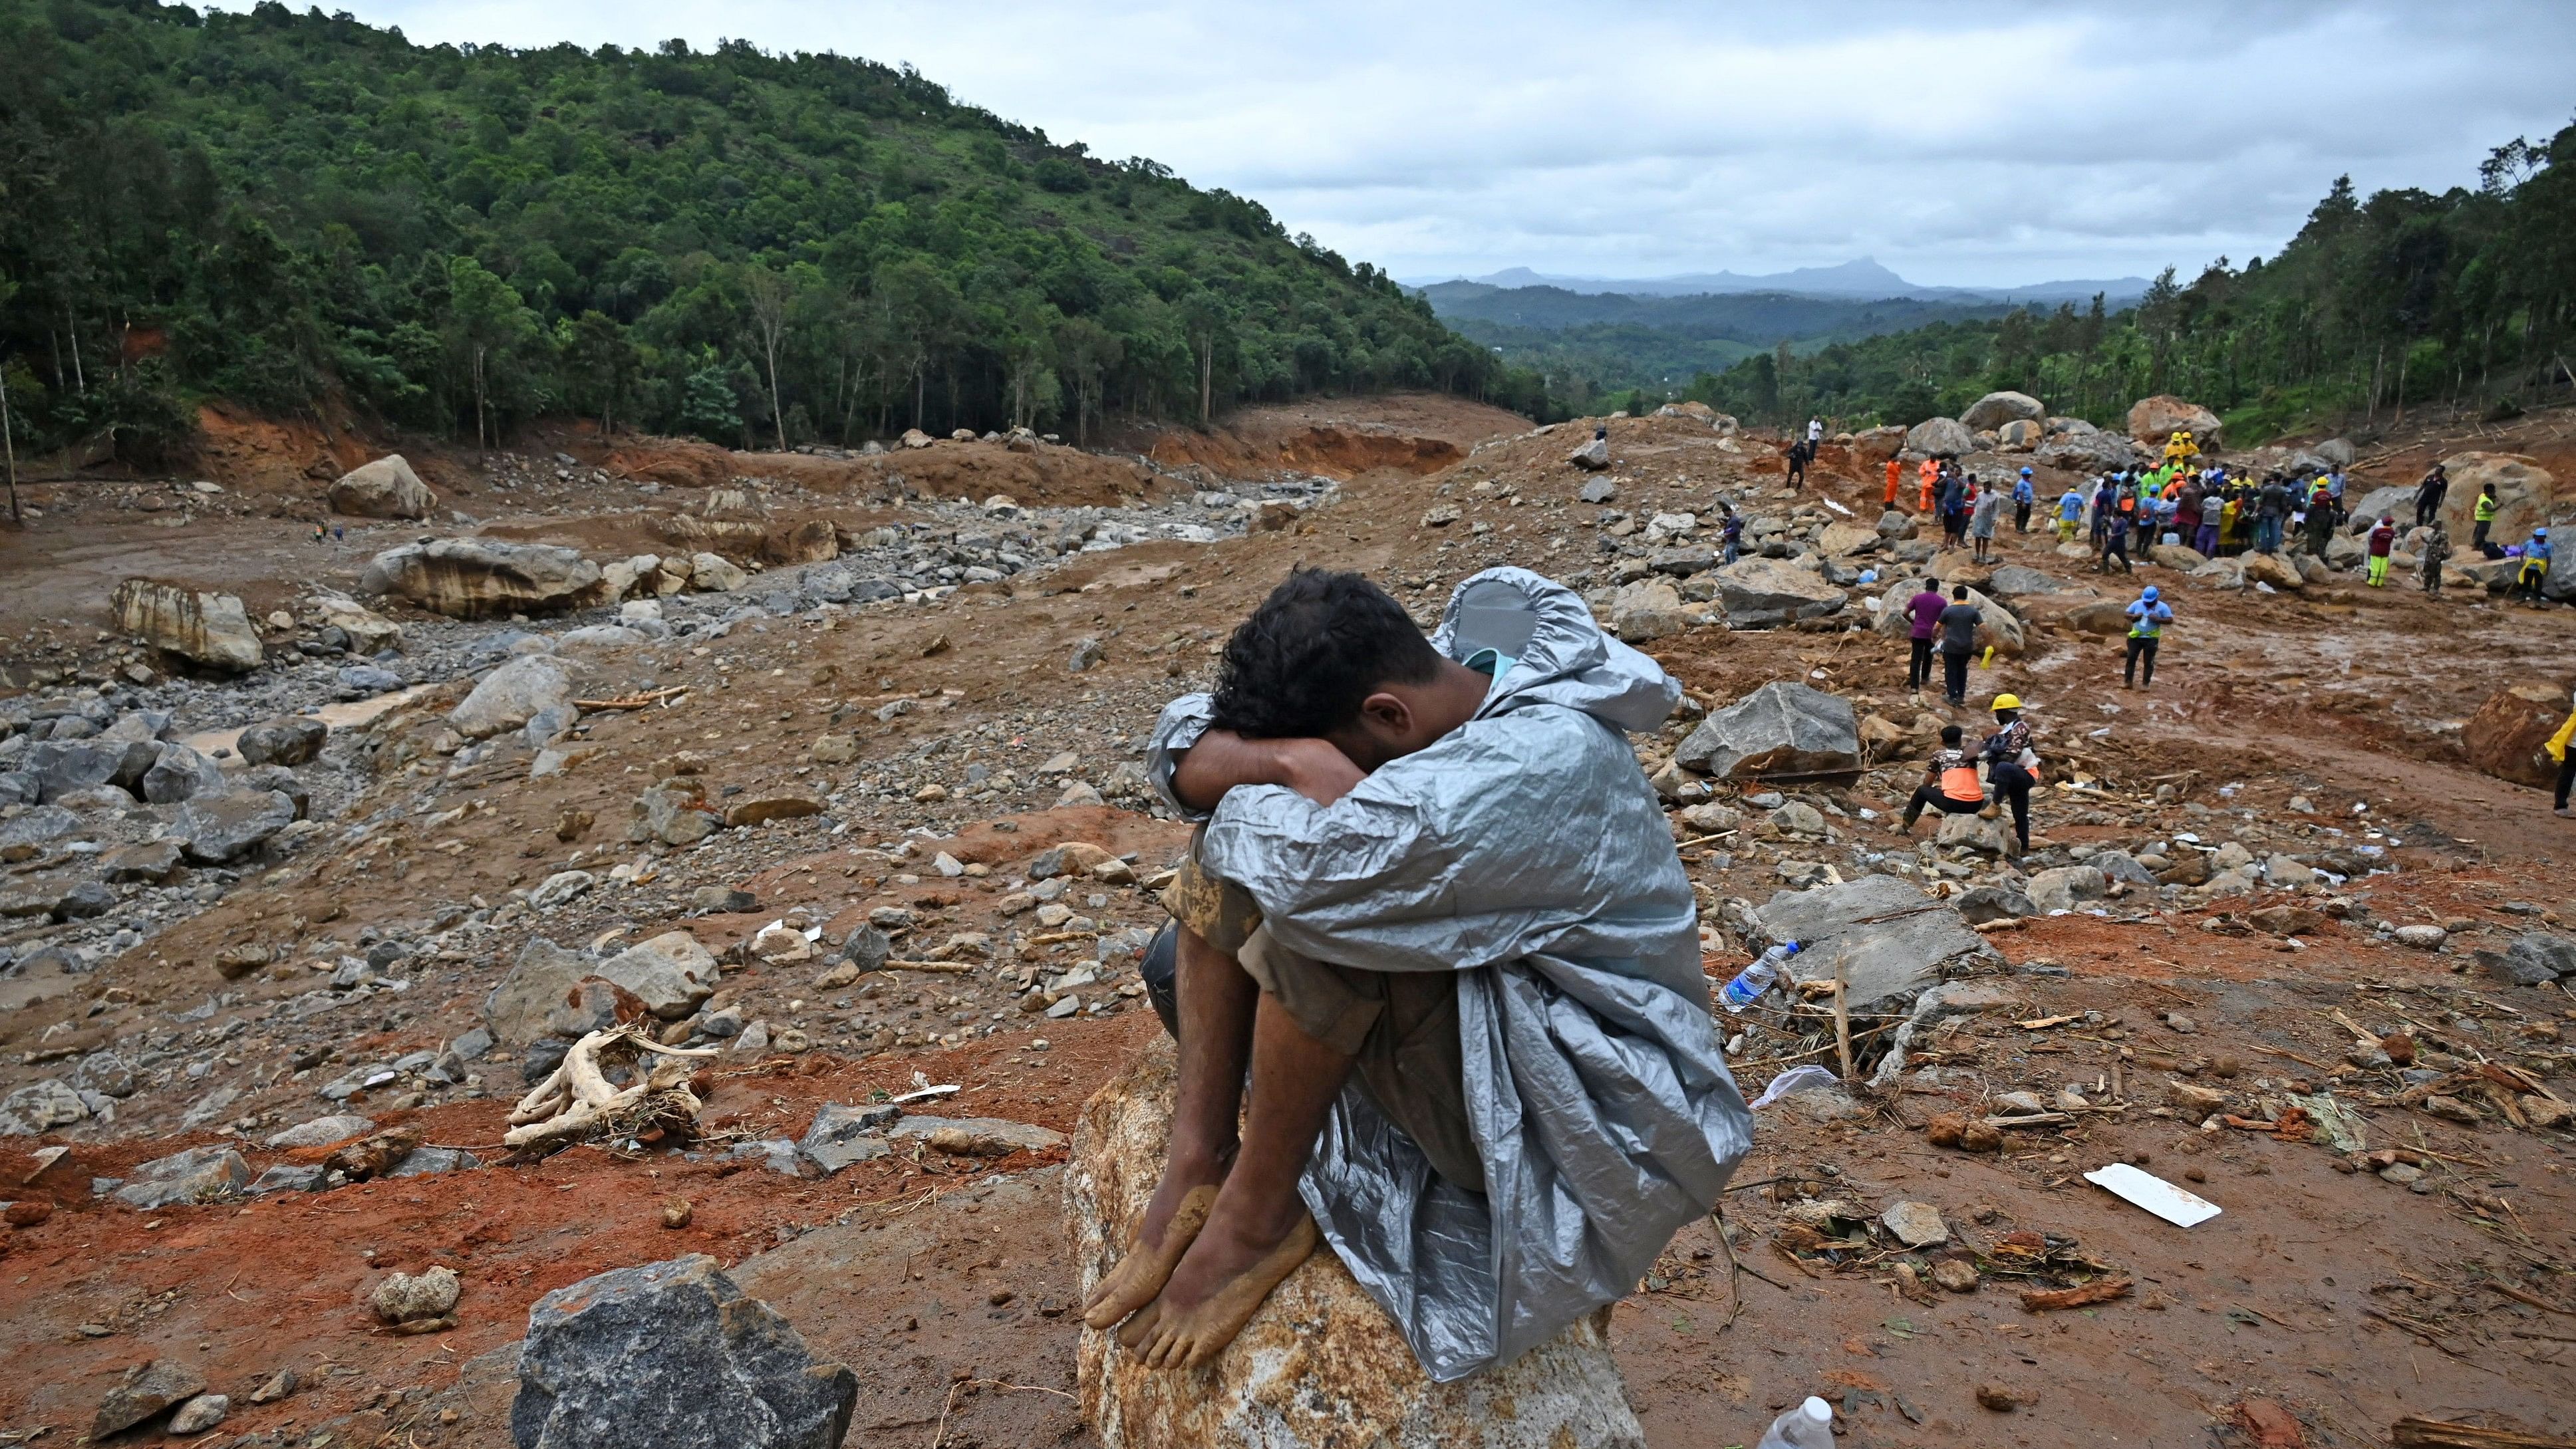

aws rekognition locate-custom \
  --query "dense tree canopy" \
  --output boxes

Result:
[0,0,1545,465]
[1680,122,2576,442]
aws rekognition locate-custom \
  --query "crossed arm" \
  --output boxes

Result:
[1169,729,1365,814]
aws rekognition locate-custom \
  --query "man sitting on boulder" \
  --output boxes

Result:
[1086,567,1749,1381]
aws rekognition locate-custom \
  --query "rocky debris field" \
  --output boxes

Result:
[0,396,2572,1448]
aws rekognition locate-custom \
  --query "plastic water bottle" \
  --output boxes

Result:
[1717,941,1799,1011]
[1755,1396,1836,1449]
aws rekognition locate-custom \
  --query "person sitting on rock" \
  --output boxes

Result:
[1091,567,1748,1379]
[1900,724,1989,833]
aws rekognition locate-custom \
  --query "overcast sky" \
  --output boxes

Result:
[212,1,2575,288]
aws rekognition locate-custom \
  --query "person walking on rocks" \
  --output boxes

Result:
[1904,576,1946,692]
[1808,416,1824,451]
[1101,567,1749,1378]
[2122,584,2172,690]
[1900,724,1991,833]
[2057,485,2084,543]
[2366,515,2397,587]
[2013,467,2035,533]
[1936,585,1981,706]
[2420,519,2452,596]
[1970,479,2004,563]
[2414,462,2449,528]
[1979,693,2040,853]
[1785,437,1810,489]
[2097,503,2133,575]
[2546,689,2576,818]
[1719,501,1744,565]
[1939,471,1969,548]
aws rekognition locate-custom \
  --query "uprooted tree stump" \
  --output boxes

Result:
[1067,1037,1647,1449]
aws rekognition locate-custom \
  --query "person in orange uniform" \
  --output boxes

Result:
[1917,457,1939,513]
[1884,454,1904,510]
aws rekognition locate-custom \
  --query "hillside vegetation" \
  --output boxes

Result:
[1678,121,2576,440]
[0,0,1542,465]
[1415,282,2015,414]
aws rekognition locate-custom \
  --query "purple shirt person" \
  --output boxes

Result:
[1902,581,1947,693]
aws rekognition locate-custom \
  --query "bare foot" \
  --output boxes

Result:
[1082,1180,1219,1330]
[1121,1211,1320,1371]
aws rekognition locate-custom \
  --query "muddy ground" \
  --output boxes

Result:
[0,394,2571,1448]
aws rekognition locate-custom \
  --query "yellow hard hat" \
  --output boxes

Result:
[1991,693,2023,711]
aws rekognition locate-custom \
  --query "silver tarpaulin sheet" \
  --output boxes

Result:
[1145,567,1750,1381]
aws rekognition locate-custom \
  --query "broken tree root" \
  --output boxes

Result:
[506,1027,718,1149]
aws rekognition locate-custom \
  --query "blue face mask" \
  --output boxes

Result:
[1463,648,1516,682]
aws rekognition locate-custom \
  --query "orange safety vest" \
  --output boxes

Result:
[1940,762,1985,803]
[1884,458,1902,502]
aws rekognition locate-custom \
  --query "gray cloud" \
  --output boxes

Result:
[211,0,2575,286]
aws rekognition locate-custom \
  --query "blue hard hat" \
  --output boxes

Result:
[2020,467,2033,477]
[2142,585,2160,601]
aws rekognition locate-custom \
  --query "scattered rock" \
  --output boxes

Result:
[328,455,437,519]
[1880,1200,1949,1248]
[111,1145,251,1209]
[510,1255,857,1449]
[1750,874,1984,1007]
[265,1114,377,1148]
[1959,391,2045,432]
[173,788,297,864]
[2126,395,2221,448]
[1674,681,1860,780]
[1905,417,1975,458]
[450,655,580,740]
[93,1359,210,1438]
[371,1264,462,1325]
[111,579,265,672]
[168,1392,230,1435]
[359,538,603,619]
[723,795,826,829]
[1707,557,1846,628]
[2461,683,2569,789]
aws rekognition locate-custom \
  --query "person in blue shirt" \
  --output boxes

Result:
[2123,585,2174,689]
[2089,477,2118,548]
[2056,486,2084,543]
[2512,527,2553,604]
[1718,502,1745,565]
[2012,468,2036,533]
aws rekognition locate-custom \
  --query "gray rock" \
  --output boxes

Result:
[1705,557,1846,629]
[1904,416,1975,458]
[139,741,229,803]
[509,1255,857,1449]
[0,803,78,847]
[339,664,406,693]
[527,870,595,910]
[799,1103,901,1173]
[1950,884,2036,924]
[484,932,719,1047]
[1,1078,88,1132]
[2478,932,2576,986]
[2090,850,2158,886]
[112,1144,252,1209]
[110,579,265,672]
[329,454,436,519]
[0,770,35,807]
[450,656,580,741]
[237,716,329,767]
[93,1359,210,1438]
[450,1026,494,1061]
[841,924,891,971]
[1675,681,1860,781]
[1568,436,1611,470]
[265,1113,377,1148]
[358,537,603,619]
[1880,1200,1950,1248]
[1935,811,2015,857]
[1578,477,1617,504]
[168,1392,230,1434]
[248,1163,329,1195]
[2026,864,2110,913]
[173,789,297,863]
[1983,565,2071,598]
[1958,391,2045,432]
[75,1049,136,1097]
[239,764,311,819]
[0,873,89,921]
[1751,874,1984,1007]
[24,737,159,802]
[388,1146,482,1177]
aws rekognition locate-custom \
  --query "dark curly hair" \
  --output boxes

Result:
[1208,569,1440,738]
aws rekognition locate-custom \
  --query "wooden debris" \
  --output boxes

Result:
[2390,1418,2576,1449]
[573,686,690,711]
[506,1026,718,1149]
[2018,1277,2132,1312]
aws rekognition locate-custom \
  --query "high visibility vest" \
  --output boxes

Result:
[2476,493,2498,522]
[1939,763,1985,803]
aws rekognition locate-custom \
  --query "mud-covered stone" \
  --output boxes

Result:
[238,715,329,767]
[1071,1040,1646,1449]
[112,1145,252,1209]
[510,1255,856,1449]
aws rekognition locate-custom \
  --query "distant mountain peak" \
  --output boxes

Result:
[1411,259,2148,307]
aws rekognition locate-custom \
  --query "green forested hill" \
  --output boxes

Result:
[0,0,1540,463]
[1679,122,2576,440]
